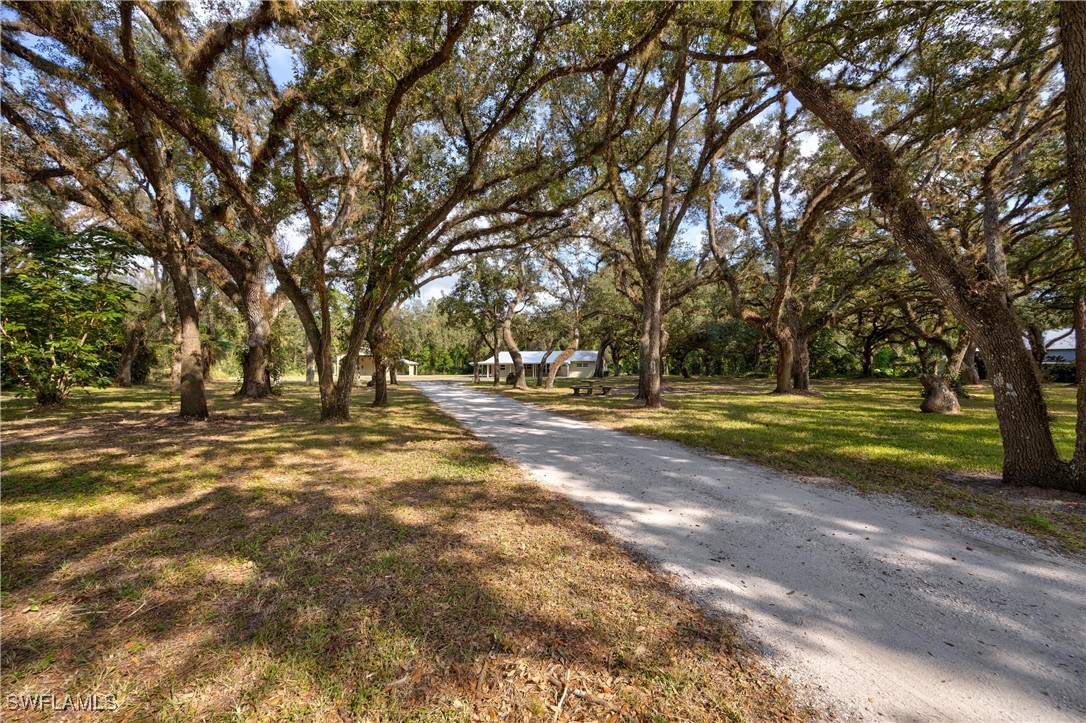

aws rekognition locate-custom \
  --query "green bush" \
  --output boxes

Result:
[1,216,138,404]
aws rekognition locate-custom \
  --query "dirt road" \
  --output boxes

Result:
[414,382,1086,722]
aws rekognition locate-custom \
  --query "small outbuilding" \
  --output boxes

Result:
[334,353,419,380]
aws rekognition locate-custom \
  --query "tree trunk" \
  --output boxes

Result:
[1062,4,1086,486]
[678,349,691,379]
[960,346,981,385]
[594,337,612,378]
[1074,291,1086,486]
[636,279,664,408]
[861,338,874,377]
[773,331,795,394]
[166,259,208,419]
[502,318,528,390]
[546,329,579,390]
[537,340,556,388]
[492,328,501,387]
[1062,1,1086,264]
[792,333,811,391]
[389,364,398,386]
[237,271,274,398]
[920,374,961,414]
[750,6,1070,486]
[114,320,143,387]
[305,340,315,385]
[369,321,390,407]
[372,359,389,406]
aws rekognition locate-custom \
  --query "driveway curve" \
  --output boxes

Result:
[413,381,1085,722]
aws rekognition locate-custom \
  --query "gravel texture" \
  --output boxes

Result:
[414,381,1086,722]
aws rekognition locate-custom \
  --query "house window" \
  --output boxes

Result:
[577,362,589,368]
[500,365,508,371]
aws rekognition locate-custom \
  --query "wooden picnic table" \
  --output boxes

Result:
[572,382,614,397]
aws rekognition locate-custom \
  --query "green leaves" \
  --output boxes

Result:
[1,216,139,404]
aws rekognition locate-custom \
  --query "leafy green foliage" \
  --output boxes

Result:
[1,216,138,404]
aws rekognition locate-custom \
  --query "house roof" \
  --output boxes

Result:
[476,350,599,365]
[1043,329,1075,351]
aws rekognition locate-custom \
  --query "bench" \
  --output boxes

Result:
[599,385,613,396]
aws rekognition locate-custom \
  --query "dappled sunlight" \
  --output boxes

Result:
[2,382,807,721]
[487,377,1082,548]
[417,381,1086,722]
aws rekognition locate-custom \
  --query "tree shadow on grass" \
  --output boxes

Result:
[2,386,805,721]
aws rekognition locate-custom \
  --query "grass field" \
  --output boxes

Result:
[475,376,1084,553]
[1,382,811,721]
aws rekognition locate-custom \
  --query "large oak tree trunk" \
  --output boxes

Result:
[1061,3,1086,487]
[237,270,273,398]
[492,329,502,387]
[861,340,874,378]
[1063,1,1086,264]
[920,374,961,414]
[752,3,1071,488]
[773,331,795,394]
[372,350,389,407]
[792,333,811,391]
[165,258,208,419]
[960,347,981,386]
[636,279,664,408]
[502,318,528,390]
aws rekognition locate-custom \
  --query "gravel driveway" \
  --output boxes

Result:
[413,381,1086,722]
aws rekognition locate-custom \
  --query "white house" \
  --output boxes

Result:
[475,350,602,379]
[1040,329,1076,365]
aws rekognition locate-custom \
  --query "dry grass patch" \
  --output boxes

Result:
[2,382,813,721]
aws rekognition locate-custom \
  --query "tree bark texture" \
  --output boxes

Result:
[792,333,811,391]
[165,258,209,419]
[773,330,795,394]
[546,329,580,390]
[637,279,664,408]
[1061,1,1086,264]
[594,337,612,378]
[502,318,528,390]
[920,374,961,415]
[237,270,274,398]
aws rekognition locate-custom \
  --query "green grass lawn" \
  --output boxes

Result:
[477,376,1084,553]
[1,382,811,721]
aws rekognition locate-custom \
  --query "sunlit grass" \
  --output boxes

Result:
[1,381,811,721]
[481,376,1085,553]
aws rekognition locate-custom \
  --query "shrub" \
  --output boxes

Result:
[1,216,138,404]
